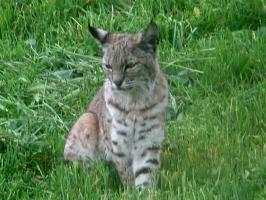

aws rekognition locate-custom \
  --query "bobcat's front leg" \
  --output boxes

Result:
[132,127,163,188]
[132,144,162,188]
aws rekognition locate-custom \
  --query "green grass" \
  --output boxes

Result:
[0,0,266,199]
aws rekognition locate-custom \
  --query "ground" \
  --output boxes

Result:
[0,0,265,199]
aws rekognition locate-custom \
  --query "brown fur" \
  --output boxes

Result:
[64,21,168,188]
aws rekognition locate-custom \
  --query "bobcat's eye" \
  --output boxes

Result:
[104,64,112,70]
[125,62,138,70]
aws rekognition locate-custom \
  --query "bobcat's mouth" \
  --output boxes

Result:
[111,79,150,92]
[110,81,131,90]
[113,85,134,91]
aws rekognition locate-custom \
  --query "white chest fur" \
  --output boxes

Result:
[105,84,168,161]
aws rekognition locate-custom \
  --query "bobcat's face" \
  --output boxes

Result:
[89,22,159,93]
[103,39,157,92]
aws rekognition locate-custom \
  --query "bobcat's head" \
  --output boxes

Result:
[89,21,160,93]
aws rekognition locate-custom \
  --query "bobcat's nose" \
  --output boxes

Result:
[112,73,124,88]
[113,78,123,88]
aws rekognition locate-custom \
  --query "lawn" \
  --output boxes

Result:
[0,0,266,199]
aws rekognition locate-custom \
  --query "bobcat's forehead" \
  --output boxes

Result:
[105,33,142,46]
[103,35,142,65]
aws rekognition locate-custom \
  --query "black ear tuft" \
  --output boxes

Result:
[139,21,159,54]
[88,20,109,45]
[147,21,159,42]
[88,23,99,39]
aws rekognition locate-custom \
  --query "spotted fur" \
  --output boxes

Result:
[64,21,168,188]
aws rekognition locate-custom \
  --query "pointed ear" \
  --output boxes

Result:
[138,21,159,54]
[88,22,109,45]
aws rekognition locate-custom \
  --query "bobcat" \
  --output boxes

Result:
[64,21,168,188]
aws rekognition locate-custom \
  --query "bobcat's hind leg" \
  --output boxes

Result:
[64,112,99,162]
